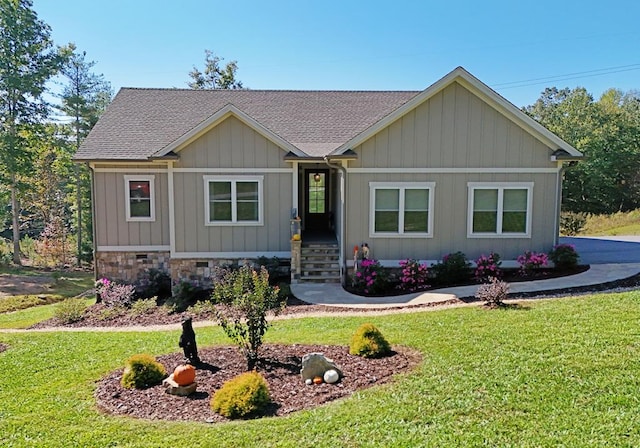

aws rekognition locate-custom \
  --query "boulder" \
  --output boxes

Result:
[163,374,197,396]
[300,353,342,381]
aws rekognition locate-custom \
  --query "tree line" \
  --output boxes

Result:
[0,0,637,267]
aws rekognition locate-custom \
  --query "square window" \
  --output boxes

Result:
[204,176,263,226]
[370,182,434,237]
[468,183,532,237]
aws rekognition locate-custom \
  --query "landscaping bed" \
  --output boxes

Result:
[96,344,421,423]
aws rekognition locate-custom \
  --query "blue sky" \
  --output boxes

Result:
[34,0,640,107]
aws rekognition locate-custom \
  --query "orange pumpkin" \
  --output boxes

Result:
[312,376,323,385]
[173,364,196,386]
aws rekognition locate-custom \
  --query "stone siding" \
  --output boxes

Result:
[96,251,170,284]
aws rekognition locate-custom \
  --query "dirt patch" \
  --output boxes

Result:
[0,343,7,353]
[0,274,53,297]
[95,344,421,423]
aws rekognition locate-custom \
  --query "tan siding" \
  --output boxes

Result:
[345,172,558,261]
[93,171,169,247]
[176,116,289,169]
[350,82,554,169]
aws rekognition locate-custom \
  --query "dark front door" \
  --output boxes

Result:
[304,169,330,231]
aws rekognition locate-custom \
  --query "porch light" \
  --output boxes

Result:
[313,172,321,183]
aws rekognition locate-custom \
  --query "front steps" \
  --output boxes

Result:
[299,243,341,283]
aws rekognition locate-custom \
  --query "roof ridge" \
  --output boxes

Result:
[119,87,422,93]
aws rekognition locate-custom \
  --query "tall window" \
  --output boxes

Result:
[204,176,263,225]
[308,172,325,214]
[124,175,155,222]
[369,182,435,237]
[467,182,532,237]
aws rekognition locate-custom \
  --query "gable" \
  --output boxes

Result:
[350,82,554,169]
[175,115,289,169]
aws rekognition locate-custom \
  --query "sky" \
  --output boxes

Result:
[33,0,640,108]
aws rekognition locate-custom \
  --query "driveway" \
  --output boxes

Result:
[560,236,640,264]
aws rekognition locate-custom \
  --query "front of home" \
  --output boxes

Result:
[76,67,582,287]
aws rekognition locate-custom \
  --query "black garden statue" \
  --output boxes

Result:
[178,317,200,364]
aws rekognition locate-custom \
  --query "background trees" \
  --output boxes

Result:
[188,49,244,90]
[525,87,640,214]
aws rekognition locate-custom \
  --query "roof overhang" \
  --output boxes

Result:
[153,103,307,158]
[284,148,358,162]
[550,149,583,162]
[330,67,583,159]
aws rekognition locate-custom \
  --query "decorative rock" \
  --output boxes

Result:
[300,353,343,381]
[324,369,340,384]
[163,373,197,396]
[305,378,313,385]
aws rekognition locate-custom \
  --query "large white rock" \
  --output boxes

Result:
[300,353,343,381]
[163,373,197,396]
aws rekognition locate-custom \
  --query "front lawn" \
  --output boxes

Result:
[1,292,639,447]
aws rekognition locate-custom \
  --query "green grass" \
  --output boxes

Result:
[580,209,640,236]
[2,292,640,446]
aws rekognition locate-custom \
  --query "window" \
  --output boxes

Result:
[369,182,434,237]
[467,182,533,237]
[204,175,263,226]
[124,175,155,222]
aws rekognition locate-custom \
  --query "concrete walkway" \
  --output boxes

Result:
[291,262,640,309]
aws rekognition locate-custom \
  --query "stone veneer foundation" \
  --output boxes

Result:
[96,252,290,289]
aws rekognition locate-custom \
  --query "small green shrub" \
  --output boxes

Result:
[129,297,158,317]
[53,298,87,324]
[187,300,217,315]
[98,305,127,321]
[560,211,587,236]
[120,354,167,389]
[475,277,510,307]
[431,251,471,285]
[211,371,271,419]
[349,323,392,358]
[548,244,579,270]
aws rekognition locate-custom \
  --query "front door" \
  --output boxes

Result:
[304,169,330,231]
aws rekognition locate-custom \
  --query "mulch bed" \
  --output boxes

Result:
[95,344,421,423]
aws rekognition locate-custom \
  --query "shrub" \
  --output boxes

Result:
[548,244,579,270]
[431,252,471,285]
[211,371,270,419]
[168,280,209,312]
[128,297,158,317]
[351,259,388,294]
[212,265,285,370]
[560,211,587,236]
[517,251,548,276]
[474,252,502,283]
[475,277,510,307]
[397,259,429,292]
[120,354,167,389]
[96,278,136,308]
[54,298,87,324]
[137,269,172,301]
[349,323,392,358]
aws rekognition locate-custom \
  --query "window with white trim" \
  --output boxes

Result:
[204,175,263,226]
[124,175,155,222]
[467,182,533,237]
[369,182,435,237]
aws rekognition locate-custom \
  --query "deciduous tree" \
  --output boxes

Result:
[188,49,244,90]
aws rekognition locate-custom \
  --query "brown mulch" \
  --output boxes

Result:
[95,344,421,423]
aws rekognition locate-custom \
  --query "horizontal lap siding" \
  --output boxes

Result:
[346,81,559,262]
[94,171,169,247]
[173,115,292,254]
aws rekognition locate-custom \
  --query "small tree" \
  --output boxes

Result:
[211,265,285,370]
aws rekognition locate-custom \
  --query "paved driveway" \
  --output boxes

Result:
[560,236,640,264]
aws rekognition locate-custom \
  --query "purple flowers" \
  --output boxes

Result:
[351,259,387,294]
[517,251,548,276]
[474,252,502,283]
[398,259,429,292]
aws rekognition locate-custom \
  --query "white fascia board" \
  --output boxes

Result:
[154,104,306,158]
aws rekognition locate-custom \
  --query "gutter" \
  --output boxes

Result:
[324,156,348,286]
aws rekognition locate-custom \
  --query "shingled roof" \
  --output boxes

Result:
[76,88,420,161]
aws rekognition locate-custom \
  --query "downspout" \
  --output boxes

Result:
[324,156,347,286]
[88,162,98,281]
[554,163,566,247]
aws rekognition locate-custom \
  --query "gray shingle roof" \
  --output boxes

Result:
[76,88,420,160]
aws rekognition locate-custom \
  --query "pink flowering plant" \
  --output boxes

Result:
[517,251,548,276]
[95,277,136,307]
[351,259,388,295]
[397,259,429,292]
[474,252,502,283]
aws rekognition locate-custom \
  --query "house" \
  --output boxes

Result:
[75,67,582,287]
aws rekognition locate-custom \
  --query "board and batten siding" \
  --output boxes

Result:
[349,82,553,170]
[345,81,560,262]
[172,115,292,254]
[93,171,170,247]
